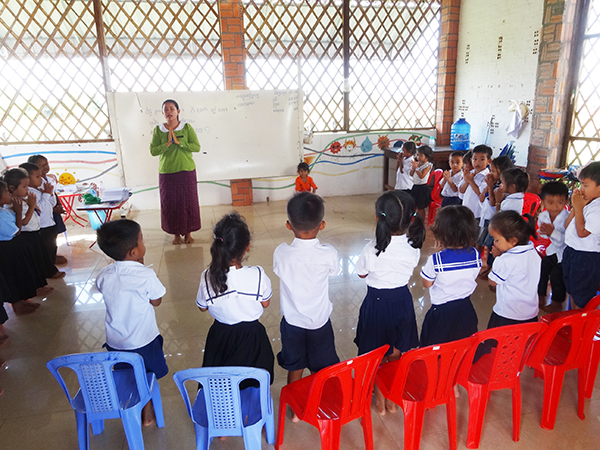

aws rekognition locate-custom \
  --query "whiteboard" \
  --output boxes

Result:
[110,90,303,186]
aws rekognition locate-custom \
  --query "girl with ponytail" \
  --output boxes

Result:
[196,212,275,382]
[354,190,425,415]
[487,210,541,328]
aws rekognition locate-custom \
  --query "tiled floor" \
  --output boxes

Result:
[0,194,599,449]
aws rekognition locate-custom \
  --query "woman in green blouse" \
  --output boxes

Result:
[150,99,201,244]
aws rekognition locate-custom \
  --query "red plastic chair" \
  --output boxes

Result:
[540,294,600,399]
[275,345,388,450]
[427,169,444,226]
[457,323,547,448]
[522,192,542,216]
[375,337,474,450]
[526,309,600,429]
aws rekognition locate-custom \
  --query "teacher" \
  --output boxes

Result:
[150,99,201,244]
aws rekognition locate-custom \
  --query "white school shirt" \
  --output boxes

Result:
[395,157,414,190]
[565,197,600,252]
[421,248,481,305]
[500,192,524,214]
[538,208,569,262]
[356,234,420,289]
[0,207,18,241]
[412,162,433,185]
[196,265,272,325]
[488,242,541,321]
[20,198,41,232]
[96,261,166,350]
[479,186,500,226]
[32,186,56,229]
[440,170,463,198]
[273,238,340,330]
[462,168,489,218]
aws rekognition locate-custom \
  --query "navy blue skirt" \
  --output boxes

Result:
[411,184,432,210]
[420,297,478,347]
[354,285,419,356]
[441,196,462,207]
[104,334,169,379]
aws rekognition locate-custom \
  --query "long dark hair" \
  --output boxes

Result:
[208,212,251,294]
[489,211,537,246]
[375,190,425,255]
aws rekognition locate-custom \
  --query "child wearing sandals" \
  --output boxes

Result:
[420,206,481,346]
[354,190,426,415]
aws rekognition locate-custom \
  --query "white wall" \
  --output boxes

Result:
[454,0,544,166]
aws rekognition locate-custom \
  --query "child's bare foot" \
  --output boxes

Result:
[374,400,386,416]
[55,255,68,265]
[0,335,9,346]
[141,402,155,426]
[219,437,227,441]
[50,270,66,279]
[0,359,6,369]
[488,284,496,293]
[454,385,461,398]
[478,267,491,280]
[36,286,54,296]
[540,301,563,314]
[385,399,397,414]
[291,412,300,423]
[184,233,194,244]
[12,301,38,315]
[172,235,182,245]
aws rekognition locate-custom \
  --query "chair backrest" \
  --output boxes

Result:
[303,345,388,422]
[584,294,600,311]
[173,367,272,434]
[522,192,542,216]
[47,352,151,420]
[390,338,473,408]
[428,169,444,200]
[528,310,600,370]
[458,323,547,388]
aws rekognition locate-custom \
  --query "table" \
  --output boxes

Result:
[77,201,127,247]
[57,192,88,227]
[382,146,454,191]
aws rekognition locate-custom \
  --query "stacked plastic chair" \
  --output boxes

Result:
[427,168,444,226]
[47,352,165,450]
[522,192,542,216]
[276,345,388,450]
[173,367,274,450]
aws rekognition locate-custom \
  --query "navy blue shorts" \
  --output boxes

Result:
[277,318,339,373]
[420,297,478,347]
[562,246,600,308]
[104,334,169,379]
[441,196,462,207]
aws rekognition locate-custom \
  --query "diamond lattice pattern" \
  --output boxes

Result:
[101,0,223,92]
[0,0,111,143]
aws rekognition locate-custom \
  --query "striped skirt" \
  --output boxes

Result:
[159,169,201,236]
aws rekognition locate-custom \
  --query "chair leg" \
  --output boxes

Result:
[194,423,210,450]
[466,383,489,449]
[75,411,89,450]
[151,382,165,428]
[584,341,600,399]
[511,383,521,442]
[121,408,145,450]
[265,399,275,445]
[446,394,458,450]
[317,418,342,450]
[361,407,374,450]
[242,423,263,450]
[91,419,105,435]
[578,367,586,420]
[403,400,426,450]
[540,366,565,430]
[275,400,288,450]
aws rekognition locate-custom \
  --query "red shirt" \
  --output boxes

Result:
[295,175,317,192]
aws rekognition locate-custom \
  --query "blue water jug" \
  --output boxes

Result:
[450,118,471,150]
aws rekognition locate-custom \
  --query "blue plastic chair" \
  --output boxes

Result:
[47,352,165,450]
[173,367,274,450]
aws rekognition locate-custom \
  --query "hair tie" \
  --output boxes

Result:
[380,212,386,217]
[213,234,224,242]
[413,212,418,217]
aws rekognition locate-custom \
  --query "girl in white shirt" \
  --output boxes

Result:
[355,190,425,415]
[410,145,434,220]
[196,212,275,382]
[488,211,541,327]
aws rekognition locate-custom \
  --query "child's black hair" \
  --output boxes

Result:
[0,180,8,199]
[96,219,141,261]
[3,168,28,191]
[540,181,569,201]
[579,161,600,185]
[403,141,417,156]
[491,155,514,174]
[297,161,310,172]
[375,190,425,255]
[208,212,251,295]
[287,192,324,231]
[473,144,493,159]
[27,154,46,164]
[463,150,473,166]
[449,151,464,159]
[489,211,537,246]
[416,145,434,163]
[18,162,41,176]
[501,168,529,193]
[432,205,479,249]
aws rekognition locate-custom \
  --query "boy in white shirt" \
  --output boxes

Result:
[563,162,600,308]
[394,141,416,192]
[273,192,340,419]
[537,181,569,312]
[460,145,492,221]
[96,219,167,426]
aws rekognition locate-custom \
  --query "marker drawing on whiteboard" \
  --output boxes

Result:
[135,93,143,112]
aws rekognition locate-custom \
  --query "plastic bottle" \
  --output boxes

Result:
[450,118,471,150]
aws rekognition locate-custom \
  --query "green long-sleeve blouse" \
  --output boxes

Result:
[149,122,201,174]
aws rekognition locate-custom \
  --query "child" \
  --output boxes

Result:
[537,181,569,312]
[460,145,492,221]
[499,168,529,212]
[273,192,340,418]
[395,141,417,192]
[563,161,600,309]
[355,190,425,415]
[196,212,274,382]
[420,206,481,346]
[410,145,434,220]
[0,180,16,338]
[19,162,64,278]
[96,219,168,426]
[440,151,464,206]
[28,154,67,265]
[457,150,473,202]
[487,211,541,327]
[295,161,317,193]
